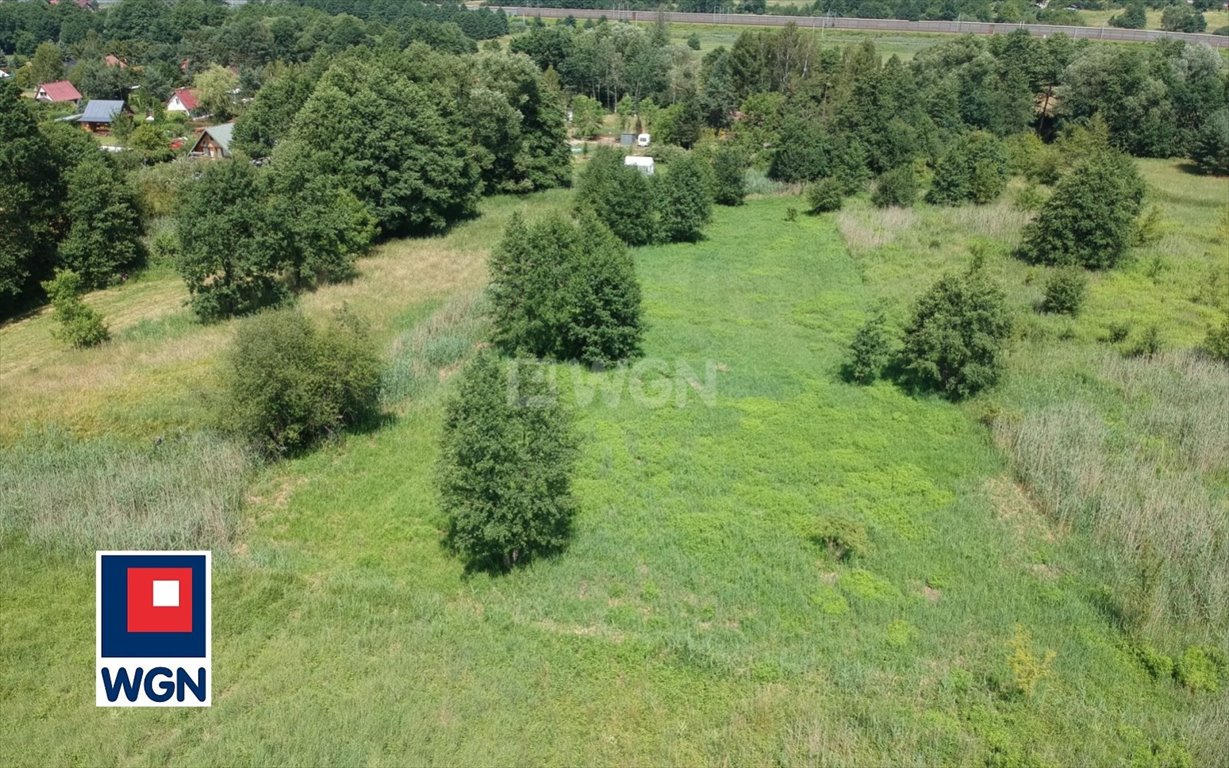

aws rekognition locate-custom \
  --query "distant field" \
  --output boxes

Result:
[2,157,1226,763]
[1078,7,1229,30]
[667,20,951,57]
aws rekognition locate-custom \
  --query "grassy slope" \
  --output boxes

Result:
[1,186,1215,764]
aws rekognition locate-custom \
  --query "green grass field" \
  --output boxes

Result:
[2,160,1227,763]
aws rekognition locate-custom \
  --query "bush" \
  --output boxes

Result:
[1134,644,1174,680]
[926,132,1008,206]
[655,152,714,243]
[901,259,1012,399]
[1175,645,1228,693]
[711,146,747,206]
[807,177,845,213]
[845,311,892,383]
[811,515,872,562]
[1126,324,1162,358]
[871,166,917,208]
[438,350,579,571]
[1201,311,1229,363]
[41,270,108,348]
[1018,149,1145,270]
[575,146,657,246]
[1161,4,1206,32]
[1109,2,1145,28]
[1040,268,1089,315]
[489,212,643,366]
[222,307,381,457]
[686,32,701,50]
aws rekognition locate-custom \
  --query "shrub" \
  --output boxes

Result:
[222,307,381,456]
[1106,322,1132,344]
[1135,644,1174,680]
[438,350,579,571]
[574,146,657,246]
[1040,268,1089,315]
[871,166,917,208]
[655,152,714,243]
[686,32,701,50]
[901,259,1012,399]
[807,177,845,213]
[1161,4,1206,32]
[845,311,892,383]
[926,132,1008,206]
[1175,645,1228,693]
[490,212,644,366]
[1109,2,1145,28]
[1201,312,1229,363]
[1017,149,1145,270]
[811,515,872,562]
[1127,325,1162,359]
[41,270,108,348]
[711,146,747,206]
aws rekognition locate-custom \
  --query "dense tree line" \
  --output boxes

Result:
[1,81,145,318]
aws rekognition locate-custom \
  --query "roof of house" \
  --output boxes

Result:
[38,80,82,102]
[103,54,126,69]
[170,87,200,111]
[79,100,127,124]
[192,123,234,155]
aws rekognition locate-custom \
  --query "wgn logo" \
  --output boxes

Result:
[96,551,211,707]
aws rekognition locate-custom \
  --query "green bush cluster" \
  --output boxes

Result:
[845,311,892,383]
[1175,645,1228,693]
[926,132,1008,206]
[807,177,846,213]
[900,259,1012,399]
[711,146,748,206]
[489,212,644,367]
[40,270,108,348]
[221,307,381,457]
[872,166,918,209]
[1018,149,1145,270]
[811,515,873,562]
[575,146,714,245]
[1040,268,1089,315]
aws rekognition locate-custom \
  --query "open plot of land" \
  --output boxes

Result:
[2,164,1225,762]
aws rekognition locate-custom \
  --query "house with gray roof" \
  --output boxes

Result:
[188,123,234,159]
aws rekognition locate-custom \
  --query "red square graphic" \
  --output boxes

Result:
[126,567,193,633]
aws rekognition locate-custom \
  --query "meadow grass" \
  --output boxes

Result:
[0,429,250,552]
[1,188,1224,765]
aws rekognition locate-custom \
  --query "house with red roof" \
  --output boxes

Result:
[35,80,82,105]
[166,87,204,117]
[103,54,127,69]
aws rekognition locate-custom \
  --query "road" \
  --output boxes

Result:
[491,6,1229,48]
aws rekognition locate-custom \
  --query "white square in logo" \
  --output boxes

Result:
[152,580,180,607]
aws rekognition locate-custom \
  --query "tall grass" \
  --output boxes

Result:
[0,430,251,552]
[382,291,489,404]
[995,350,1229,640]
